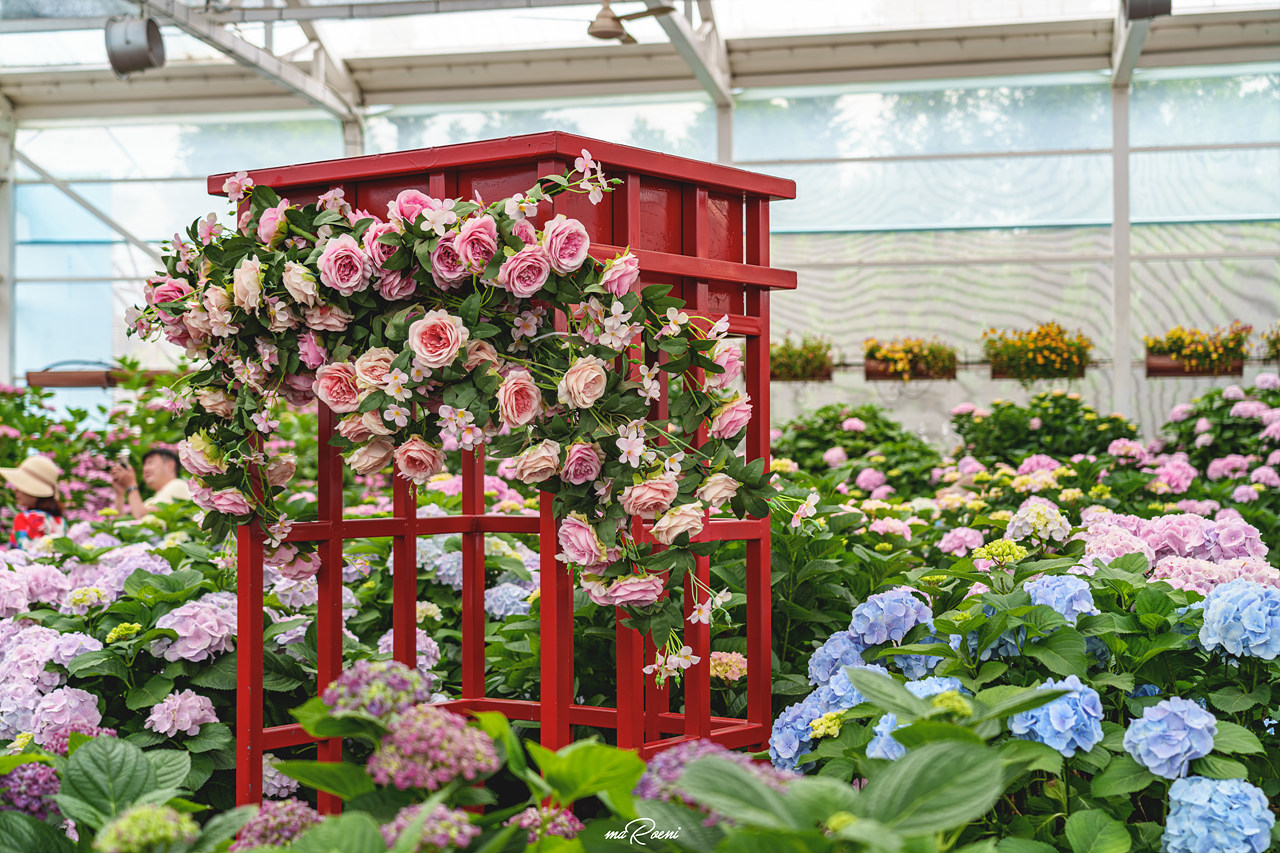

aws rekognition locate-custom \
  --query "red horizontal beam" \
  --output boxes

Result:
[283,514,540,543]
[208,131,796,201]
[261,723,322,750]
[591,244,796,291]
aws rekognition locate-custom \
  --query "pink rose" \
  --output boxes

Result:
[408,310,469,369]
[232,256,263,312]
[464,340,500,372]
[266,455,297,488]
[256,199,290,247]
[557,513,604,566]
[177,438,224,477]
[283,373,315,406]
[195,388,235,418]
[512,440,561,484]
[620,474,679,519]
[560,443,603,485]
[304,304,353,332]
[336,414,373,443]
[346,438,395,475]
[497,245,551,298]
[456,215,499,272]
[266,298,298,333]
[606,574,664,606]
[512,219,537,245]
[376,270,416,301]
[298,331,328,369]
[313,363,361,413]
[709,393,752,439]
[265,544,297,568]
[600,252,639,297]
[557,356,609,409]
[705,341,743,390]
[542,215,590,275]
[282,261,319,307]
[354,347,395,389]
[279,551,321,581]
[360,410,394,437]
[393,437,446,485]
[147,277,192,312]
[497,370,542,428]
[210,488,253,516]
[696,472,739,510]
[362,221,399,271]
[430,235,468,290]
[317,234,371,296]
[651,501,705,545]
[388,189,433,231]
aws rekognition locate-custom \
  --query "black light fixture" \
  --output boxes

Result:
[1125,0,1172,20]
[105,17,166,79]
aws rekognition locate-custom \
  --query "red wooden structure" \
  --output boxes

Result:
[215,132,796,811]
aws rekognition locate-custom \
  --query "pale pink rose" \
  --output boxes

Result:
[606,575,664,606]
[231,258,263,312]
[430,235,468,290]
[210,488,253,516]
[298,331,328,369]
[388,190,434,231]
[304,304,353,332]
[266,298,299,333]
[362,221,399,272]
[360,410,394,437]
[279,551,321,581]
[376,271,416,301]
[336,414,373,443]
[354,347,395,389]
[258,453,296,488]
[346,438,395,475]
[618,475,678,520]
[497,245,551,298]
[177,439,224,477]
[560,443,603,485]
[464,340,500,372]
[696,472,739,509]
[651,501,705,545]
[512,440,561,484]
[709,394,752,439]
[282,261,319,307]
[318,234,371,296]
[512,219,537,245]
[313,363,361,413]
[542,215,590,274]
[196,388,235,418]
[557,356,609,409]
[456,215,499,272]
[557,514,604,566]
[256,200,290,247]
[497,370,542,428]
[393,436,446,485]
[600,252,639,297]
[408,310,469,369]
[705,341,743,390]
[265,544,297,569]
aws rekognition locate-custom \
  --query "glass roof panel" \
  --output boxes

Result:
[0,0,134,20]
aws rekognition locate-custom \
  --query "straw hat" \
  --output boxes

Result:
[0,456,62,499]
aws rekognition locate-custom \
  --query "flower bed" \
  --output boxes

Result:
[1144,322,1251,378]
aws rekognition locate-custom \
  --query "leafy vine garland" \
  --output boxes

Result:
[129,155,775,672]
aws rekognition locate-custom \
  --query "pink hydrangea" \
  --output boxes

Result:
[823,446,849,468]
[1174,499,1219,517]
[1194,417,1213,435]
[1108,439,1148,465]
[1250,466,1280,488]
[1200,516,1266,561]
[0,573,29,619]
[366,705,500,791]
[1148,455,1198,494]
[32,688,101,746]
[145,689,218,737]
[1231,485,1259,503]
[1081,523,1155,568]
[1017,454,1060,475]
[868,517,912,540]
[855,468,886,491]
[1206,455,1250,481]
[870,484,896,500]
[841,417,866,432]
[950,403,976,416]
[957,456,986,475]
[150,595,237,662]
[938,527,983,557]
[1256,373,1280,390]
[1168,403,1193,422]
[1144,514,1207,561]
[1229,401,1269,419]
[1222,385,1245,400]
[1151,557,1231,595]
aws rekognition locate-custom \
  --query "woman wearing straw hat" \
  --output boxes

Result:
[1,456,67,549]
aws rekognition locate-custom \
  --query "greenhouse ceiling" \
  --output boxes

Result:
[0,0,1277,120]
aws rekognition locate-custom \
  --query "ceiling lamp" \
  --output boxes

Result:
[1124,0,1172,20]
[105,17,166,79]
[587,0,675,45]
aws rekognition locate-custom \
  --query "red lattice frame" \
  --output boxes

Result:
[222,134,796,811]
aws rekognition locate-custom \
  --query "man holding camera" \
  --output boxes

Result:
[111,447,192,520]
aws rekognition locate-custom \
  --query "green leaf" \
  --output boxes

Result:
[1191,754,1248,779]
[845,667,932,719]
[1212,720,1265,755]
[183,722,233,754]
[289,813,387,853]
[65,649,129,681]
[273,760,377,800]
[0,754,52,775]
[189,807,257,853]
[673,756,801,830]
[0,811,76,853]
[854,741,1005,836]
[1021,629,1087,678]
[973,685,1069,722]
[1208,685,1271,713]
[125,674,175,710]
[634,799,726,853]
[146,750,193,791]
[995,840,1056,853]
[190,652,238,690]
[527,740,644,806]
[889,721,985,750]
[50,794,106,833]
[60,736,156,822]
[1090,754,1158,797]
[1064,809,1131,853]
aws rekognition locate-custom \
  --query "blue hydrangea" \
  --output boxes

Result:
[887,633,950,680]
[864,676,965,762]
[768,693,824,771]
[1198,580,1280,659]
[432,551,464,590]
[1164,776,1275,853]
[1130,684,1162,699]
[1008,675,1103,757]
[1086,636,1112,669]
[813,663,887,711]
[1122,697,1217,779]
[483,583,531,619]
[1024,575,1099,626]
[807,631,867,686]
[849,587,933,647]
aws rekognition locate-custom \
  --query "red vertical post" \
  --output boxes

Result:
[539,490,574,749]
[235,522,264,807]
[460,449,486,699]
[315,404,344,814]
[391,469,418,667]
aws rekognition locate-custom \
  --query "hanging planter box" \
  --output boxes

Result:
[990,363,1086,381]
[864,358,956,382]
[771,365,833,382]
[1145,352,1244,378]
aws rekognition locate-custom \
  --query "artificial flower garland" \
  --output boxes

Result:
[129,154,775,659]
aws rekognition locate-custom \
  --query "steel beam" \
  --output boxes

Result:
[1112,13,1151,87]
[205,0,600,24]
[138,0,360,121]
[1111,86,1134,418]
[0,96,14,383]
[646,0,730,107]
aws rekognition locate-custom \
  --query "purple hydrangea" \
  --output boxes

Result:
[48,632,104,668]
[230,798,322,851]
[145,689,218,738]
[321,659,432,720]
[1164,777,1274,853]
[375,629,441,682]
[1008,675,1103,757]
[1024,575,1099,625]
[150,594,236,663]
[40,723,117,756]
[1199,579,1280,659]
[0,762,60,820]
[262,753,299,799]
[806,630,866,686]
[0,573,29,619]
[483,583,532,619]
[638,738,792,810]
[431,551,464,590]
[380,803,479,853]
[504,805,585,843]
[768,694,824,771]
[366,705,499,791]
[849,587,933,647]
[1122,697,1217,779]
